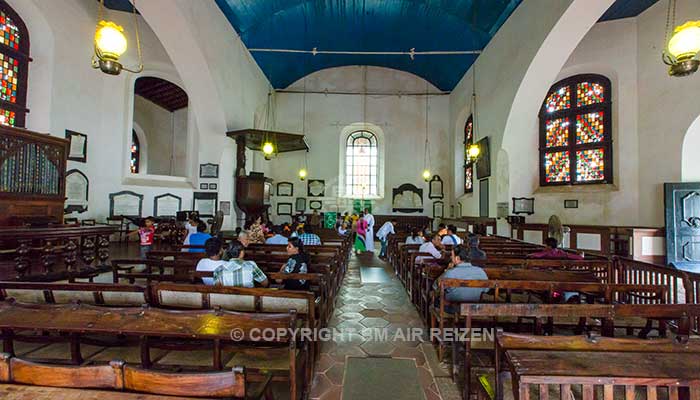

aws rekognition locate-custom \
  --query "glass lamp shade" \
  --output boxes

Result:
[422,169,431,181]
[262,142,274,155]
[95,21,127,60]
[668,21,700,61]
[298,168,307,180]
[468,144,481,161]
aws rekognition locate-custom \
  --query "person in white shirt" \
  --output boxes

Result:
[376,219,397,259]
[183,216,199,245]
[441,225,463,246]
[195,237,228,285]
[405,228,426,245]
[417,234,445,264]
[363,209,375,253]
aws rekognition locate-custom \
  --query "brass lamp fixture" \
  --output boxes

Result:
[92,0,143,75]
[467,143,481,163]
[467,65,483,163]
[261,91,277,160]
[422,83,432,182]
[662,0,700,77]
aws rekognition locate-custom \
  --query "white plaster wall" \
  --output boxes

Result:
[637,0,700,226]
[133,95,189,176]
[267,66,450,222]
[12,0,270,228]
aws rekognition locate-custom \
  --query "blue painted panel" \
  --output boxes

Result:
[600,0,659,22]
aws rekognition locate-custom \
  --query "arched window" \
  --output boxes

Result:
[345,130,378,197]
[130,130,140,173]
[0,1,29,127]
[464,115,474,194]
[539,74,612,186]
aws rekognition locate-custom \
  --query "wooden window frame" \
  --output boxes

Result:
[464,115,474,194]
[538,74,613,186]
[0,0,29,128]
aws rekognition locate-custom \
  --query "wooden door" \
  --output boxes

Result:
[664,182,700,272]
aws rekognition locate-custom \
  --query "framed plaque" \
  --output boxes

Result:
[277,181,293,197]
[433,200,444,219]
[109,190,143,218]
[193,192,218,217]
[309,200,322,210]
[65,130,87,163]
[512,197,535,215]
[199,183,208,190]
[295,198,307,212]
[308,179,325,197]
[199,163,219,178]
[428,175,444,199]
[64,169,89,213]
[564,199,579,209]
[264,181,272,204]
[154,193,182,217]
[220,201,231,216]
[277,202,293,215]
[209,183,218,191]
[479,179,489,217]
[392,183,423,213]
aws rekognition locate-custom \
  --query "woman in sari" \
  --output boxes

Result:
[354,212,367,254]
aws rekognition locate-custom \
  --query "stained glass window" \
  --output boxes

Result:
[544,151,570,183]
[545,118,569,148]
[130,130,140,173]
[0,1,27,127]
[345,131,378,197]
[464,115,474,193]
[544,86,570,113]
[539,75,611,185]
[577,82,604,106]
[576,148,605,182]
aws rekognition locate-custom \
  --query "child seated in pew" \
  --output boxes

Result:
[186,220,211,253]
[277,237,311,291]
[441,225,463,246]
[434,245,489,313]
[195,237,227,285]
[214,241,269,288]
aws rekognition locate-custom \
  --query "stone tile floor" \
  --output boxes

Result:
[310,251,459,400]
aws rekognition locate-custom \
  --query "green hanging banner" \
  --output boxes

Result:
[352,199,373,214]
[324,212,337,229]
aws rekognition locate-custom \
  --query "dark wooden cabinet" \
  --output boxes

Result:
[0,125,68,226]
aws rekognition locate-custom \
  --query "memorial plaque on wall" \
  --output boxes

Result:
[64,169,89,213]
[308,180,325,197]
[199,163,219,178]
[154,193,182,217]
[220,201,231,216]
[65,130,87,163]
[193,192,217,217]
[109,190,143,218]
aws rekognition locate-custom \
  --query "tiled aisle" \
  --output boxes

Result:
[310,252,459,400]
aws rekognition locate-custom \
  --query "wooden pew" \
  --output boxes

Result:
[494,332,700,400]
[459,303,700,400]
[0,301,307,399]
[0,353,273,399]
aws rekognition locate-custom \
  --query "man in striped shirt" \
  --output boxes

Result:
[298,225,322,246]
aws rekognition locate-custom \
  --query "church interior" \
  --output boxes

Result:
[1,0,700,399]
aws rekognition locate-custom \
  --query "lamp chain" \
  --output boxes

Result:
[132,0,143,71]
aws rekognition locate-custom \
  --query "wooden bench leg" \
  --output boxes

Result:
[70,333,83,365]
[2,329,14,357]
[140,336,151,368]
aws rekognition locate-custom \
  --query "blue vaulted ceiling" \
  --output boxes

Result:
[103,0,659,91]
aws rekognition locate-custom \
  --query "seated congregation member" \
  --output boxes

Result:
[299,225,322,246]
[437,223,448,236]
[354,212,368,254]
[278,237,310,290]
[441,225,463,246]
[405,228,425,245]
[214,241,269,288]
[337,222,349,236]
[187,220,212,253]
[265,225,289,245]
[196,237,227,285]
[528,237,583,260]
[435,245,488,312]
[467,234,487,260]
[376,219,397,259]
[417,234,445,264]
[248,216,266,244]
